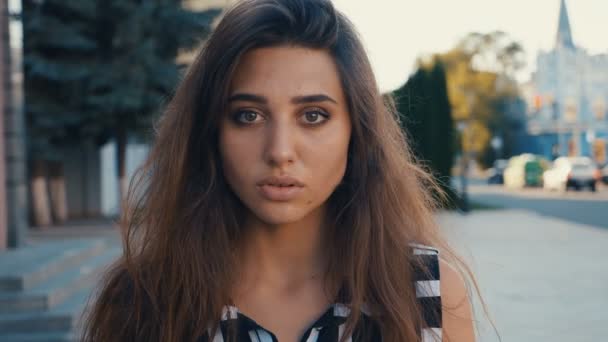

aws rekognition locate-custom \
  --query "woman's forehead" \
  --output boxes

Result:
[229,46,345,101]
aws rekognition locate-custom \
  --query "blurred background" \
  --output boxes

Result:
[0,0,605,341]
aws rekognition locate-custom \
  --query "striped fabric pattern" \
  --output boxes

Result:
[411,244,442,342]
[201,244,442,342]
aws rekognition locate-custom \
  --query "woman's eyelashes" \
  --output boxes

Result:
[232,109,263,124]
[298,108,330,125]
[230,107,330,126]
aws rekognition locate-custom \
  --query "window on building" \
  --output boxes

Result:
[593,98,606,121]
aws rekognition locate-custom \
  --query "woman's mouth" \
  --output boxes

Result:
[256,176,305,201]
[257,184,304,201]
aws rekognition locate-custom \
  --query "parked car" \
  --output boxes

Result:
[503,154,548,188]
[542,156,600,192]
[487,159,508,184]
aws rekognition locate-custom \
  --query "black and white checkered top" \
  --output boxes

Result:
[200,244,442,342]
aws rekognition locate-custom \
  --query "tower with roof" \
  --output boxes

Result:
[555,0,575,50]
[525,0,608,162]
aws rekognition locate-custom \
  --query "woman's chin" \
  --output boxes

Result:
[248,204,313,227]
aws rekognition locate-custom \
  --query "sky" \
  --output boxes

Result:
[331,0,608,93]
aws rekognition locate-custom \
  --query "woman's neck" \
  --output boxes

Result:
[235,206,330,295]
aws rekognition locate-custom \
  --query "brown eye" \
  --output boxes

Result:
[302,110,329,125]
[243,111,257,122]
[233,110,263,124]
[305,112,319,122]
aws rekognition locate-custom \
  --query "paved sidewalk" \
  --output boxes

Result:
[26,218,120,245]
[9,212,607,341]
[0,219,121,341]
[438,209,608,342]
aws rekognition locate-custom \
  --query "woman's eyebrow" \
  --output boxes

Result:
[228,93,267,104]
[292,94,337,105]
[227,93,338,105]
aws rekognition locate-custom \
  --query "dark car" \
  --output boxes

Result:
[487,159,508,184]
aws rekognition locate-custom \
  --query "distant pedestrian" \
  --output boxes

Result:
[82,1,477,341]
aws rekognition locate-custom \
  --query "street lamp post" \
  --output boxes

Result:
[491,135,503,159]
[457,88,476,214]
[3,0,28,248]
[457,121,470,213]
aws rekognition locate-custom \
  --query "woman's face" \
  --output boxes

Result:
[219,46,352,226]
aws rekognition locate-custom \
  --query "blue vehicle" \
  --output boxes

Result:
[487,159,508,184]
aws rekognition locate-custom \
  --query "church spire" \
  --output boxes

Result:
[555,0,575,49]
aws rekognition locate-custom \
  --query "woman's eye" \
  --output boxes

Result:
[234,110,263,124]
[301,110,329,125]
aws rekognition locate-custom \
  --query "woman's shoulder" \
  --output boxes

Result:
[438,259,475,341]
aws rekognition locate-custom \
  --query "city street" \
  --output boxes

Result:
[466,181,608,229]
[439,209,608,342]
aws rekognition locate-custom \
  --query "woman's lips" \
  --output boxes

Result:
[256,184,304,201]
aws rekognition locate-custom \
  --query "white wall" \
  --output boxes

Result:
[100,141,150,217]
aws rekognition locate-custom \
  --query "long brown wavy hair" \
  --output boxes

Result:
[82,0,476,341]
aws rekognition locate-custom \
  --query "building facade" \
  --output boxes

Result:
[526,0,608,163]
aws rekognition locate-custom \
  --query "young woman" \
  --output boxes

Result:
[83,0,476,341]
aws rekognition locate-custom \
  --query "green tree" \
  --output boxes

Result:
[87,0,220,199]
[23,0,97,155]
[393,59,457,208]
[23,0,101,225]
[23,0,221,223]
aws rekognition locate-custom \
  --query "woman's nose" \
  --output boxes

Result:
[263,119,297,168]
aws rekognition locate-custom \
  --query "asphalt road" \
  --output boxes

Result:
[466,181,608,229]
[439,210,608,342]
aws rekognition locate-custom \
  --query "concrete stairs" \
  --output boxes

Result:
[0,239,122,342]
